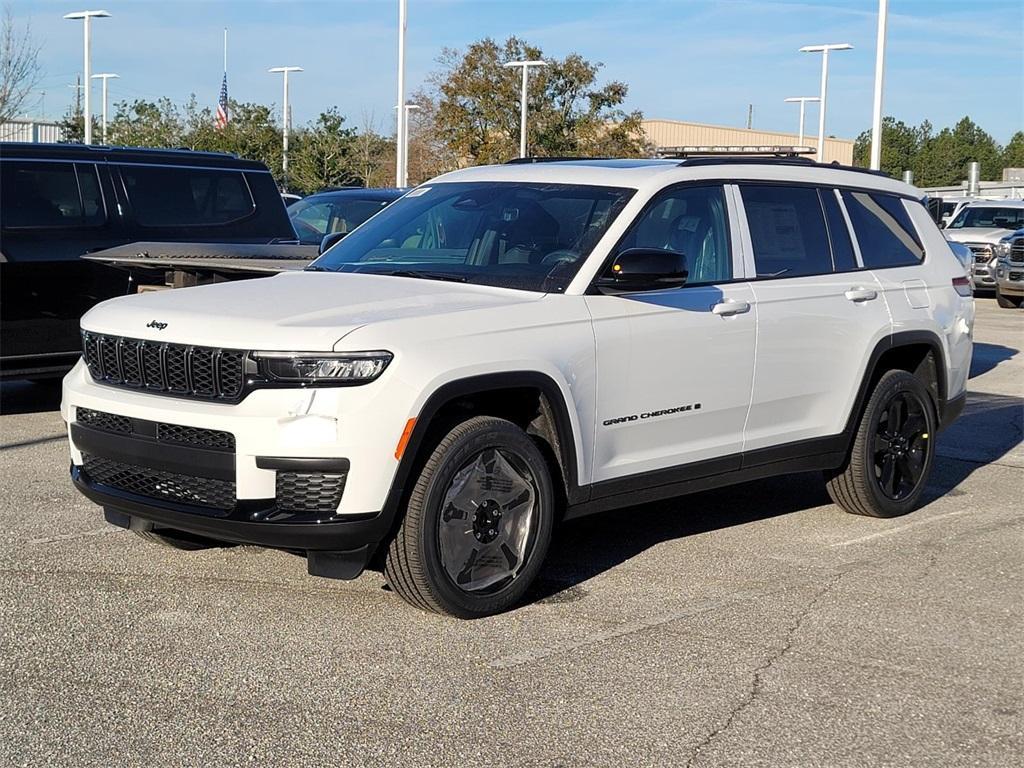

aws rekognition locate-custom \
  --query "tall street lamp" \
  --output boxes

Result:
[784,96,820,146]
[394,103,421,187]
[503,60,547,159]
[63,10,111,146]
[869,0,889,171]
[268,66,303,190]
[395,0,408,187]
[799,43,853,162]
[91,72,119,144]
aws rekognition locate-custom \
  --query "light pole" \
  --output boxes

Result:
[91,73,119,144]
[395,0,408,187]
[504,60,547,158]
[394,103,421,187]
[64,10,111,145]
[784,96,820,146]
[268,66,303,190]
[869,0,889,171]
[799,43,853,162]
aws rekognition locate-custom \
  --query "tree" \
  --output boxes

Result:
[1003,131,1024,170]
[852,117,930,178]
[107,98,184,148]
[915,117,1002,186]
[288,108,361,194]
[426,37,648,166]
[0,6,41,123]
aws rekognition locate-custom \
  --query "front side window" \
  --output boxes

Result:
[614,184,731,284]
[948,206,1024,230]
[311,182,634,292]
[0,161,105,229]
[119,165,255,228]
[740,185,832,278]
[842,191,924,268]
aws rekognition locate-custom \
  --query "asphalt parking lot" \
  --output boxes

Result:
[1,298,1021,768]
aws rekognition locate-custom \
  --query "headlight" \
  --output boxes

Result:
[994,241,1011,258]
[253,351,393,384]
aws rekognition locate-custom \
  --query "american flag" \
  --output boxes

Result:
[216,73,229,129]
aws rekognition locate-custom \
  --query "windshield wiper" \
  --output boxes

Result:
[304,264,333,272]
[375,269,468,283]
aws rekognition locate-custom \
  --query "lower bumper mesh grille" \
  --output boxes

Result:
[82,454,236,513]
[277,472,347,514]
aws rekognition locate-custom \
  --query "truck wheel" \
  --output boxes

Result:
[826,370,936,518]
[384,416,554,618]
[995,288,1023,308]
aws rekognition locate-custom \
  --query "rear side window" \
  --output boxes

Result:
[119,165,255,228]
[740,185,832,278]
[1,161,105,229]
[842,191,924,268]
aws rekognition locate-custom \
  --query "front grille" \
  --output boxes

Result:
[81,332,248,402]
[1011,238,1024,264]
[1009,271,1024,281]
[966,243,993,264]
[82,454,236,512]
[276,471,347,514]
[156,422,236,451]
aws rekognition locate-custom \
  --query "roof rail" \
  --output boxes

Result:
[657,145,816,159]
[504,156,611,164]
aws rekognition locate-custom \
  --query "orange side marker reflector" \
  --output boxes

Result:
[395,418,416,460]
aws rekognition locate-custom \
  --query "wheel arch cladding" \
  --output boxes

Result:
[380,371,584,526]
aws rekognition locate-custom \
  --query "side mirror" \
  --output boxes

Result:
[596,247,688,293]
[319,231,347,255]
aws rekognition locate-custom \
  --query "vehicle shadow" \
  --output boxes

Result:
[0,380,63,416]
[528,388,1022,604]
[970,342,1017,378]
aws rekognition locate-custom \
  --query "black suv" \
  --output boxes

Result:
[0,143,297,380]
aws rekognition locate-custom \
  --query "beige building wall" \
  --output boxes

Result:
[642,119,855,165]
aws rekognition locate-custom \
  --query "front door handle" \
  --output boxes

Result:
[712,300,751,316]
[845,288,878,302]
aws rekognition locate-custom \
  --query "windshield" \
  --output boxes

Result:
[948,206,1024,230]
[308,182,635,292]
[289,196,395,244]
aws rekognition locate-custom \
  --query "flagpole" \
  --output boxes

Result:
[223,28,227,74]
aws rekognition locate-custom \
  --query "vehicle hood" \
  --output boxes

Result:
[80,271,544,351]
[944,227,1016,244]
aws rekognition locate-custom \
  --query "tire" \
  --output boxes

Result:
[132,528,225,551]
[384,416,555,618]
[826,370,936,518]
[995,288,1023,308]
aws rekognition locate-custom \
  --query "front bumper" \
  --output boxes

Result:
[995,262,1024,296]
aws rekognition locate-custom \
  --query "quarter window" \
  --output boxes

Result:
[740,185,832,278]
[821,189,858,271]
[119,165,255,228]
[0,161,106,229]
[842,191,924,268]
[616,184,731,284]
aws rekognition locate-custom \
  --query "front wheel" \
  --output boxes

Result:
[826,370,936,518]
[384,416,555,618]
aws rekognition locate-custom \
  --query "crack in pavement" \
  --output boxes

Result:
[683,571,846,768]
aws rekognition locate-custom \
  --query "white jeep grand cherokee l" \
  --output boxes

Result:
[62,153,974,618]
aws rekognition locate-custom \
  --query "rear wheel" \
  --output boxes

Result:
[385,416,554,618]
[996,288,1023,308]
[826,370,936,518]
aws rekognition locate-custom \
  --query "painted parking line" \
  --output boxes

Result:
[829,508,974,548]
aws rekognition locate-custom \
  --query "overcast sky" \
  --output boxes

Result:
[12,0,1024,144]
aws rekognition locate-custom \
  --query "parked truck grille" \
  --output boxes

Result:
[82,454,236,513]
[81,332,248,402]
[1011,238,1024,264]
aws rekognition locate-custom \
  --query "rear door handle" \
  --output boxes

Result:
[711,300,751,316]
[844,288,878,302]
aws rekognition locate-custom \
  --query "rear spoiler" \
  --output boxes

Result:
[83,241,320,287]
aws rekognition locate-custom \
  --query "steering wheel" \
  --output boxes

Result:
[540,250,580,266]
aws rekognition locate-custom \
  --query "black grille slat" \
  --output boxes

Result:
[141,342,164,389]
[100,336,122,383]
[82,454,236,513]
[83,333,103,379]
[165,346,189,393]
[120,339,143,387]
[276,472,347,514]
[217,351,245,398]
[190,348,217,396]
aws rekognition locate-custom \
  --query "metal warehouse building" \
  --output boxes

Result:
[643,119,855,164]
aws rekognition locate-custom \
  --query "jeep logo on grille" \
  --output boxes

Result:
[146,320,168,330]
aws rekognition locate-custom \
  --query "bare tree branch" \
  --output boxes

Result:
[0,6,42,124]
